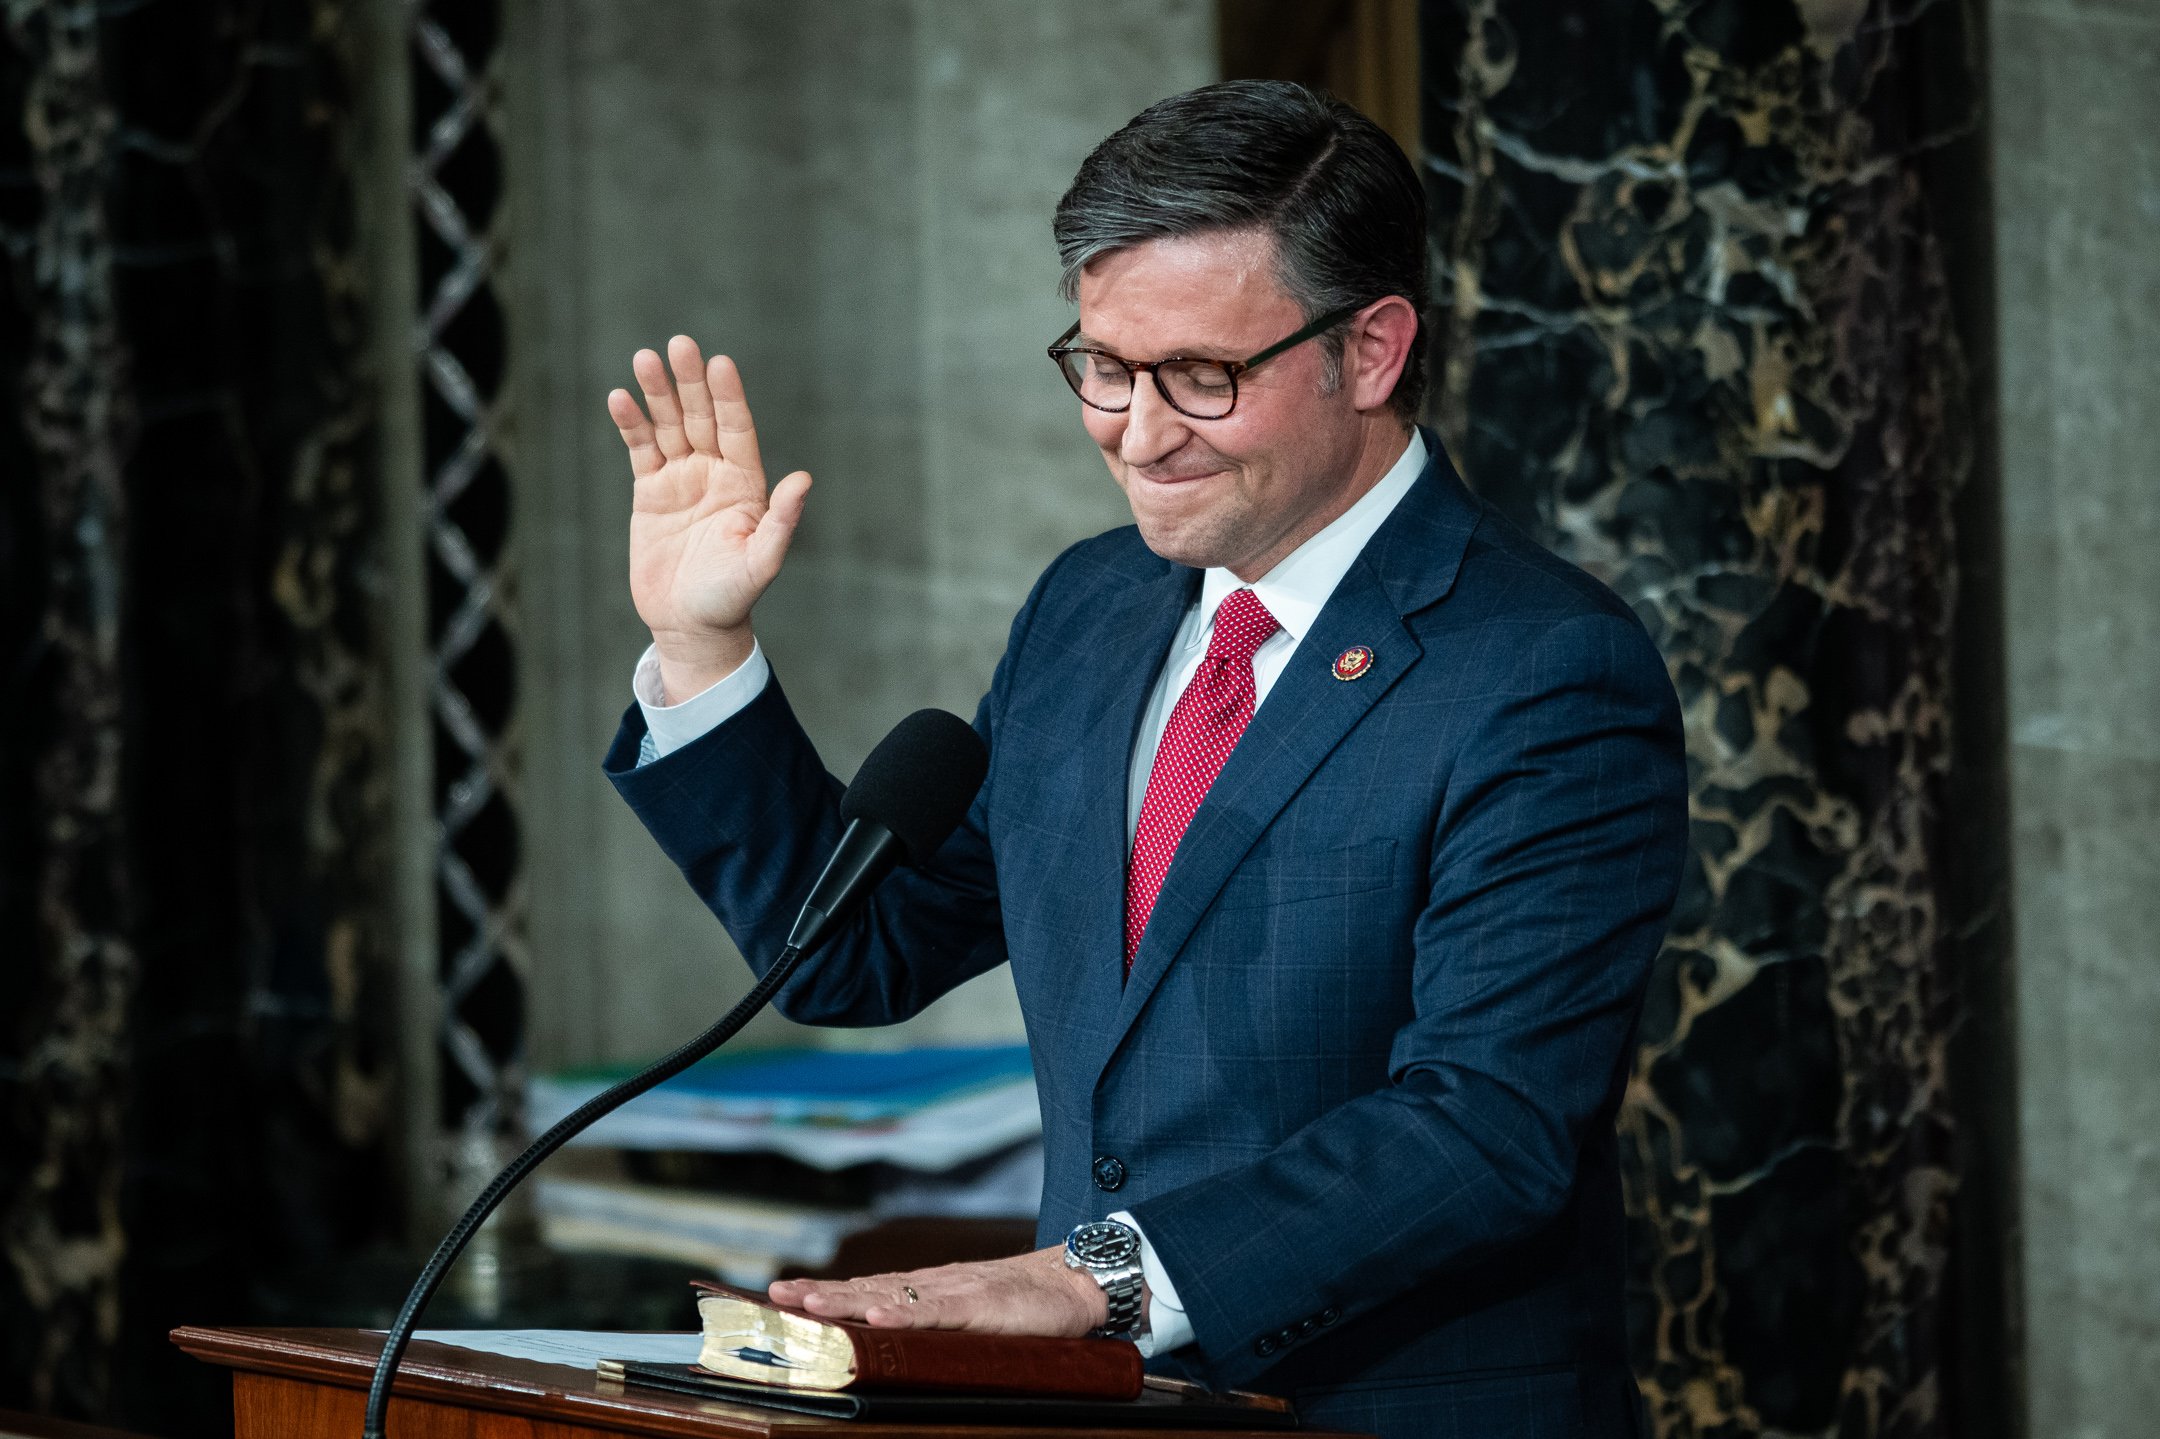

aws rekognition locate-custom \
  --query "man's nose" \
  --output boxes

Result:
[1120,371,1190,467]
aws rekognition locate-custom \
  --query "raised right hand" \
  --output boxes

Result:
[608,335,811,703]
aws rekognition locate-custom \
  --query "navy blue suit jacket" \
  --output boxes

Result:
[605,437,1687,1438]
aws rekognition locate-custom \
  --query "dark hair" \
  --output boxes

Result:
[1052,80,1428,423]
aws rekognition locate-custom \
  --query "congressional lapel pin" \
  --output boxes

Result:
[1332,645,1374,681]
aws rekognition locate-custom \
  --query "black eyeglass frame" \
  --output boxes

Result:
[1047,300,1370,420]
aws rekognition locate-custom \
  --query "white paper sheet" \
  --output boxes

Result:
[528,1077,1042,1170]
[411,1329,701,1371]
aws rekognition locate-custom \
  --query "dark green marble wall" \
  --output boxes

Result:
[0,3,399,1431]
[1420,3,1999,1436]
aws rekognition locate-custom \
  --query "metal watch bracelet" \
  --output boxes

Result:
[1065,1219,1149,1343]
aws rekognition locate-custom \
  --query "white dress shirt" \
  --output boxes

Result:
[631,431,1426,1354]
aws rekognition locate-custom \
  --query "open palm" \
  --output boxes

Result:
[609,336,810,692]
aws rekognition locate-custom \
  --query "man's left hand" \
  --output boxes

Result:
[767,1245,1114,1335]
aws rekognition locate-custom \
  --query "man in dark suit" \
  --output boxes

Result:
[601,82,1687,1438]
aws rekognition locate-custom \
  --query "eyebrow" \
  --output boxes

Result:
[1071,330,1241,361]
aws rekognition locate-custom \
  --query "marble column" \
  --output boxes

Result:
[1422,3,1995,1436]
[0,1,398,1428]
[0,3,136,1419]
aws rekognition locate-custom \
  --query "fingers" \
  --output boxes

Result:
[768,1253,1089,1337]
[801,1276,953,1331]
[706,353,767,480]
[632,348,689,460]
[862,1291,954,1329]
[774,1274,922,1325]
[607,387,664,478]
[766,1278,808,1306]
[668,335,720,455]
[745,469,811,589]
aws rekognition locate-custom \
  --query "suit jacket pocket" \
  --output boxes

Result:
[1211,838,1397,911]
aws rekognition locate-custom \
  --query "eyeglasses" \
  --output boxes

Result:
[1046,302,1367,421]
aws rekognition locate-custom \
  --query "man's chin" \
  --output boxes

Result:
[1130,512,1238,571]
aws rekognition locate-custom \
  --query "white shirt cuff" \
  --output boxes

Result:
[632,640,771,761]
[1108,1210,1193,1357]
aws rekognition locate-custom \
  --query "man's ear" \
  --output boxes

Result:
[1346,296,1420,414]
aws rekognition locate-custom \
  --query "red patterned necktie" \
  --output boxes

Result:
[1124,588,1280,972]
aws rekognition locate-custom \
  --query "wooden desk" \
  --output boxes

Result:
[170,1327,1371,1438]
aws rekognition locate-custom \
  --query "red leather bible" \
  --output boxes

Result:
[691,1281,1144,1400]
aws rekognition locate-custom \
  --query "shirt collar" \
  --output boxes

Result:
[1196,429,1428,644]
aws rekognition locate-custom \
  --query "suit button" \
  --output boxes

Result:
[1319,1306,1340,1326]
[1255,1336,1278,1356]
[1091,1155,1127,1192]
[1296,1318,1318,1336]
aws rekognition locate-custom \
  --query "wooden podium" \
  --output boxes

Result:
[170,1326,1373,1438]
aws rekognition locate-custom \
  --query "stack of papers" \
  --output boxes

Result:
[525,1045,1040,1170]
[529,1178,872,1281]
[525,1045,1044,1284]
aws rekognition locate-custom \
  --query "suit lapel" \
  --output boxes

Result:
[1041,561,1197,1054]
[1103,568,1420,1057]
[1089,435,1487,1081]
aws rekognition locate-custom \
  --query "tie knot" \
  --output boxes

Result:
[1205,588,1279,665]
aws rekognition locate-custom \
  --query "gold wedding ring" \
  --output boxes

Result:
[902,1285,919,1303]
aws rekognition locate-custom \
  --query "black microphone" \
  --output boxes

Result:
[361,709,988,1438]
[789,708,989,951]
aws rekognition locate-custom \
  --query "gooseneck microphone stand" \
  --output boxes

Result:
[359,705,987,1438]
[358,941,806,1438]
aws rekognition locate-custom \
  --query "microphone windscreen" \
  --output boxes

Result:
[838,709,989,865]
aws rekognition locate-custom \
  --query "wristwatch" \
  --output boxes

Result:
[1064,1219,1148,1342]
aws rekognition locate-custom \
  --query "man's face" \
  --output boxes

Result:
[1073,229,1373,580]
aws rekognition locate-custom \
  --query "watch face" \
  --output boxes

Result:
[1068,1220,1140,1269]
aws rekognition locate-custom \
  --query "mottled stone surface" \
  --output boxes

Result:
[1422,2,1988,1435]
[0,3,136,1419]
[1992,3,2160,1435]
[0,2,398,1431]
